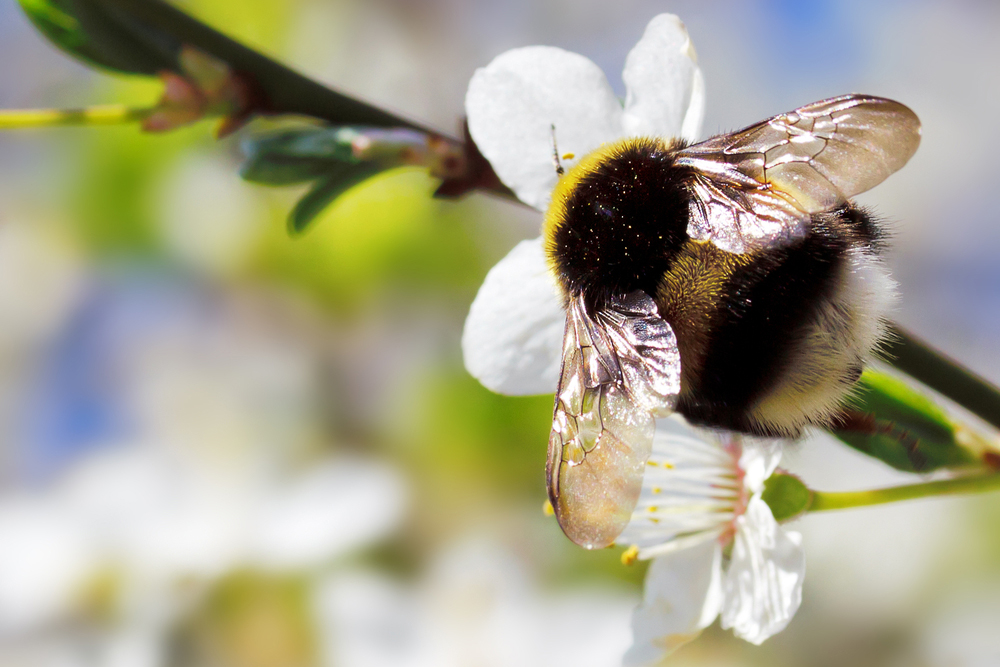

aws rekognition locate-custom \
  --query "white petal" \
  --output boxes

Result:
[616,414,742,559]
[621,14,705,143]
[466,46,624,210]
[618,416,739,554]
[739,438,783,494]
[623,538,723,666]
[462,238,564,395]
[720,495,805,645]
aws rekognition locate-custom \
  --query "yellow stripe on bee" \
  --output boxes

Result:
[656,239,758,385]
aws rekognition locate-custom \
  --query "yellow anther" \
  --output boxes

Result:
[543,499,555,517]
[652,486,661,494]
[648,505,659,513]
[621,545,639,566]
[562,152,575,160]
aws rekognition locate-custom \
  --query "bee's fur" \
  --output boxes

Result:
[544,137,895,438]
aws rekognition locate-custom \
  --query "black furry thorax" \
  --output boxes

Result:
[544,137,691,309]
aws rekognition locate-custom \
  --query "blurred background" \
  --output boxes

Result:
[0,0,999,665]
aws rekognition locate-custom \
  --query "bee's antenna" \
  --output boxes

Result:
[551,124,565,176]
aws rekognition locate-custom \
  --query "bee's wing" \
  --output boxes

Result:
[546,291,682,549]
[676,94,920,253]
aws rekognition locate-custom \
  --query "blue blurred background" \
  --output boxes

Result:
[0,1,999,665]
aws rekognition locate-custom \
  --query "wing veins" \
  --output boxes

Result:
[546,291,682,549]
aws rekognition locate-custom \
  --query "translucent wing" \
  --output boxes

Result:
[676,94,921,253]
[546,291,682,549]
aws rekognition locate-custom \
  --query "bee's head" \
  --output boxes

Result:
[543,137,691,309]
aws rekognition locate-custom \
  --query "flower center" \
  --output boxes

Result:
[621,429,748,558]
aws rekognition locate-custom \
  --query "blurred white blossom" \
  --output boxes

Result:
[317,539,635,667]
[0,271,407,667]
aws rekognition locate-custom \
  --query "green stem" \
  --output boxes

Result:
[809,473,1000,512]
[0,105,152,129]
[882,324,1000,432]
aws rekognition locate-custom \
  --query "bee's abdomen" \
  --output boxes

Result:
[544,138,690,307]
[674,206,891,437]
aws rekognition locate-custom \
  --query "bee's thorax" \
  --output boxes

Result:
[543,137,690,308]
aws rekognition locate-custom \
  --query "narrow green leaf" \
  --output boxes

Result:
[240,155,337,186]
[18,0,82,46]
[240,128,358,185]
[288,165,386,235]
[762,473,812,522]
[833,370,980,473]
[18,0,178,75]
[88,0,438,131]
[258,128,357,162]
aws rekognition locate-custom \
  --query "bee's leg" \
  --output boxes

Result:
[833,409,928,471]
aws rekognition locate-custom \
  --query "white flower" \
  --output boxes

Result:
[462,13,704,396]
[620,416,805,664]
[461,13,806,661]
[316,538,636,667]
[0,446,406,617]
[0,276,407,666]
[0,447,406,666]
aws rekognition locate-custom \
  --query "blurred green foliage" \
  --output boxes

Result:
[250,168,486,313]
[71,124,201,256]
[179,571,317,667]
[284,167,380,235]
[240,127,393,233]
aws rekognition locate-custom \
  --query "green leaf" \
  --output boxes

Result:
[833,369,980,473]
[244,128,357,162]
[22,0,441,132]
[288,164,386,235]
[240,154,335,186]
[18,0,179,75]
[762,472,812,521]
[240,128,357,185]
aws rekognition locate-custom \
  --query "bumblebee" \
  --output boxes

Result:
[543,95,921,548]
